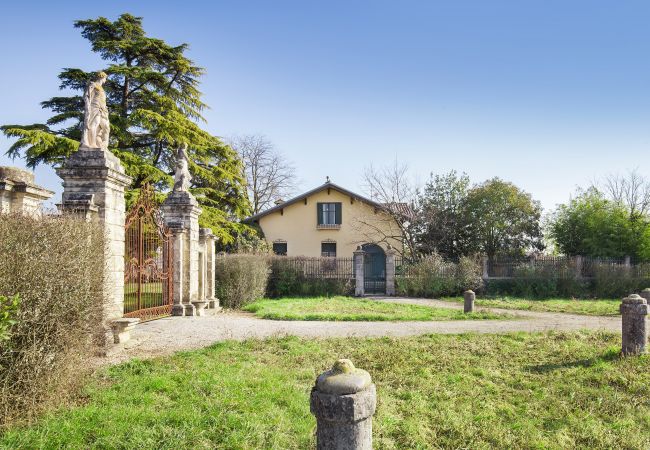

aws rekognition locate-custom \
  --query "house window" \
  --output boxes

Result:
[272,242,287,255]
[321,242,337,257]
[317,202,342,227]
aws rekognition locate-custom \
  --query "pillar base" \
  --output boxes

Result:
[172,304,186,317]
[192,300,208,317]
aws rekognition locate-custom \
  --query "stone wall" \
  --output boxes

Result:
[0,166,53,215]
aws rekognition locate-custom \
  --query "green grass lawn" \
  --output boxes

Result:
[243,296,508,321]
[442,296,621,316]
[1,331,648,449]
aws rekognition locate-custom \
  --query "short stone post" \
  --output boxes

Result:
[463,290,475,313]
[354,247,365,297]
[620,294,648,356]
[162,190,202,316]
[385,246,396,296]
[310,359,376,450]
[56,148,132,323]
[640,288,650,303]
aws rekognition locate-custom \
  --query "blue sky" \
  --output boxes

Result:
[1,1,648,210]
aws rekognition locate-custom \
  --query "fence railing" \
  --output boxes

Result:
[268,256,354,280]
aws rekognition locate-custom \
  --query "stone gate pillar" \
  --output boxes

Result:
[56,148,132,322]
[161,190,202,316]
[385,247,396,296]
[354,247,365,297]
[200,228,220,310]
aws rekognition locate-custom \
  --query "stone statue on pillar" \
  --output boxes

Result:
[173,143,191,192]
[80,71,110,150]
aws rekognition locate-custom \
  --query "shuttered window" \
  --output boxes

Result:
[317,203,342,225]
[321,242,337,257]
[272,242,287,255]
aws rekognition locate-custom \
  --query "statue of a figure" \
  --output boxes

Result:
[80,71,110,150]
[173,143,191,192]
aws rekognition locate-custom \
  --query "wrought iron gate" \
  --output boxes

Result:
[363,244,386,294]
[124,184,173,320]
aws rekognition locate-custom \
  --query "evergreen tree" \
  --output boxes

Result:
[2,13,251,243]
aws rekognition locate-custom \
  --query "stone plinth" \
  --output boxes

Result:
[620,294,648,356]
[162,190,202,316]
[310,359,376,450]
[464,290,476,313]
[111,318,140,343]
[640,288,650,303]
[56,148,132,323]
[0,166,54,216]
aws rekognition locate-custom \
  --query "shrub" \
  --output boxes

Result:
[396,253,481,298]
[0,295,19,342]
[215,254,269,308]
[267,258,353,297]
[592,264,648,298]
[0,214,105,428]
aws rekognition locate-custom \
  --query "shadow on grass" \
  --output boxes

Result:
[526,348,621,373]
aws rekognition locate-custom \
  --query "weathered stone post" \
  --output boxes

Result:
[640,288,650,303]
[310,359,376,450]
[574,255,583,279]
[354,247,365,297]
[385,246,396,296]
[57,148,132,322]
[200,228,220,310]
[161,189,202,316]
[463,289,475,313]
[620,294,648,356]
[481,256,489,279]
[0,166,54,215]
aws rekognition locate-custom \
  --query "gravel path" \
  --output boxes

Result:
[105,297,620,364]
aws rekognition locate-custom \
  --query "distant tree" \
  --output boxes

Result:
[463,178,544,259]
[592,168,650,218]
[1,14,250,243]
[548,188,650,259]
[357,160,418,257]
[416,170,471,259]
[229,135,297,214]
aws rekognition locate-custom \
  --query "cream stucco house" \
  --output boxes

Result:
[245,180,406,258]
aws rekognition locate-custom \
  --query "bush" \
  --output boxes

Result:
[267,258,353,297]
[0,214,105,427]
[396,253,482,298]
[486,263,584,298]
[215,254,269,308]
[592,264,649,298]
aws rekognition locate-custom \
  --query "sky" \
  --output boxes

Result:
[1,1,649,211]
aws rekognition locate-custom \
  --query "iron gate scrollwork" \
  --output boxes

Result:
[124,184,173,320]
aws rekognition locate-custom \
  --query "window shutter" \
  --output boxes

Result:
[317,203,323,225]
[335,203,342,224]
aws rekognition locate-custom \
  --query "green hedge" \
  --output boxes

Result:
[215,254,269,308]
[396,254,482,298]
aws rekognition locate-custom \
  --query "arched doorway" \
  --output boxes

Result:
[362,243,386,294]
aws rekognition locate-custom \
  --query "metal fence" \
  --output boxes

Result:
[268,256,354,279]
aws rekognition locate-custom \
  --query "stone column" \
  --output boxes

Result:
[310,359,376,450]
[620,294,648,356]
[385,247,396,296]
[354,247,365,297]
[161,190,202,316]
[574,255,583,279]
[200,228,220,310]
[56,148,132,322]
[464,290,475,313]
[481,256,489,279]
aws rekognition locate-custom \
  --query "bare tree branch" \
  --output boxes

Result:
[593,168,650,218]
[228,134,297,214]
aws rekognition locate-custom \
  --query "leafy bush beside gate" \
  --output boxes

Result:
[0,214,105,428]
[396,254,482,298]
[215,254,269,308]
[267,257,354,298]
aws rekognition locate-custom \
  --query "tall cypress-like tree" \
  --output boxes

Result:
[2,13,251,243]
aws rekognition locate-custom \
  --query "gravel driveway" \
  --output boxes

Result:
[105,297,621,364]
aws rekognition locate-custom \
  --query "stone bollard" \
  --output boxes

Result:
[640,288,650,303]
[620,294,649,356]
[310,359,376,450]
[463,290,475,313]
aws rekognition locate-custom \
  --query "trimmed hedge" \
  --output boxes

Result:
[215,254,269,308]
[396,254,482,298]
